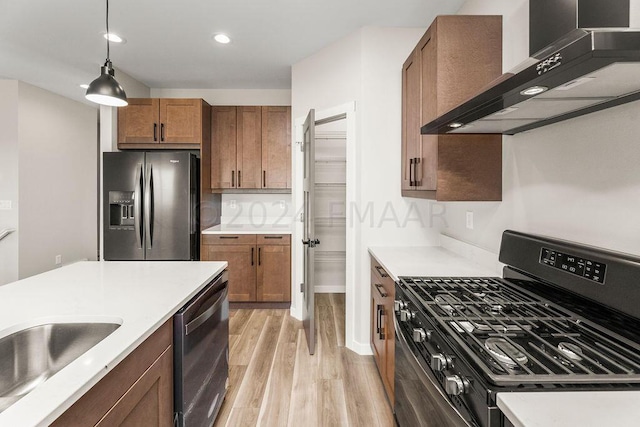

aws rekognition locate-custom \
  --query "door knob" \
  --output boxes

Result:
[302,238,320,248]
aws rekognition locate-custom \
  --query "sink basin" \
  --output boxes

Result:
[0,322,121,413]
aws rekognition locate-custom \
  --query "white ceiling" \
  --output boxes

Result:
[0,0,465,102]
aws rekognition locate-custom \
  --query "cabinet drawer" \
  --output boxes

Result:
[371,258,395,298]
[256,234,290,245]
[202,234,256,245]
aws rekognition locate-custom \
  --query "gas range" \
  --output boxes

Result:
[393,231,640,427]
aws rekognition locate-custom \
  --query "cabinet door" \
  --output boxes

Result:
[417,29,438,191]
[96,346,173,427]
[261,106,291,189]
[159,98,202,144]
[371,271,386,380]
[401,50,422,191]
[211,106,238,189]
[207,244,256,301]
[237,106,262,189]
[118,98,160,144]
[257,244,291,302]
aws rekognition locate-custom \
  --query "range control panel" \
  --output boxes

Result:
[540,248,606,284]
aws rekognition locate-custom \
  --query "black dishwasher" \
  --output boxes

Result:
[174,271,229,427]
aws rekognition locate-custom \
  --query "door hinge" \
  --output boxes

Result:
[297,141,304,152]
[300,283,304,293]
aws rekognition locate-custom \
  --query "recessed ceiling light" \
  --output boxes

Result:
[520,86,548,96]
[80,84,89,89]
[214,34,231,44]
[103,32,125,43]
[449,122,464,129]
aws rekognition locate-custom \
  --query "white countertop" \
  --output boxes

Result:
[368,245,498,281]
[0,260,227,427]
[498,391,640,427]
[202,224,292,234]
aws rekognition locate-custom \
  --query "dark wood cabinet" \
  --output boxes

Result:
[210,106,291,192]
[402,15,503,201]
[261,106,291,189]
[52,320,173,427]
[118,98,209,149]
[202,234,291,303]
[370,256,395,407]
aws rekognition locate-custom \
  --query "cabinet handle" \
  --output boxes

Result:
[377,304,385,339]
[264,235,283,239]
[220,236,239,239]
[238,170,242,188]
[375,283,388,298]
[153,123,157,141]
[375,306,380,334]
[251,247,254,266]
[414,157,421,187]
[231,171,235,187]
[409,158,415,187]
[160,123,165,141]
[379,306,386,340]
[258,247,262,265]
[375,265,389,278]
[263,170,266,188]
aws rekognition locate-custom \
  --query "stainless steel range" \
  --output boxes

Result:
[394,230,640,427]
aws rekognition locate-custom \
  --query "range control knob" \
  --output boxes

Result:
[445,375,470,396]
[430,353,453,371]
[412,328,431,343]
[394,300,407,312]
[400,309,415,322]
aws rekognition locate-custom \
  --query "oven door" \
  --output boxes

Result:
[394,316,471,427]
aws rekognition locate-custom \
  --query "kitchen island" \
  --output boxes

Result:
[0,261,227,427]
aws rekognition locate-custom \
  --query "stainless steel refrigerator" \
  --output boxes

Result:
[103,151,199,260]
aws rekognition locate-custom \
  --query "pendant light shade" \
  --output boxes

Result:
[86,0,128,107]
[86,60,127,106]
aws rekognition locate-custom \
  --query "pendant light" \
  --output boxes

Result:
[86,0,128,107]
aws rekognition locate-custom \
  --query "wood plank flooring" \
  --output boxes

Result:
[215,293,394,427]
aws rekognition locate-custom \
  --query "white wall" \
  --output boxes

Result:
[0,81,98,284]
[150,88,291,106]
[444,0,640,256]
[292,26,449,353]
[0,81,20,285]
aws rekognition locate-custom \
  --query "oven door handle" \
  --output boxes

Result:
[185,285,228,336]
[394,316,472,427]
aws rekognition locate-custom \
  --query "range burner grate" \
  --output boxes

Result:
[399,276,640,386]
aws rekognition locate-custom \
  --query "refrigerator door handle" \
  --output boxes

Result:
[144,163,154,249]
[134,163,143,249]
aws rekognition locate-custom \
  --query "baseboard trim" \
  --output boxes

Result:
[347,339,374,356]
[230,302,291,310]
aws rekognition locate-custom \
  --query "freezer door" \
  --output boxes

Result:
[145,152,195,260]
[103,152,146,260]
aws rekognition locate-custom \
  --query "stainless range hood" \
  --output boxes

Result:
[421,0,640,135]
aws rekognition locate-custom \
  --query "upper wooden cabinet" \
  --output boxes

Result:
[402,16,503,201]
[211,106,291,191]
[118,98,209,150]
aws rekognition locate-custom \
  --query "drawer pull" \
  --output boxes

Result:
[374,265,388,278]
[220,236,239,239]
[375,283,388,298]
[264,236,283,239]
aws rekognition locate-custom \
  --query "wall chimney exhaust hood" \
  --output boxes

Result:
[421,0,640,135]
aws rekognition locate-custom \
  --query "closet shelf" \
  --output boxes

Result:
[315,217,346,227]
[315,182,346,188]
[315,158,346,164]
[314,251,346,263]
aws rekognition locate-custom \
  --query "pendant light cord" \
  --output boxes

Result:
[106,0,110,61]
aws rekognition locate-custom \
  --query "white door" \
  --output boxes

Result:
[302,109,319,355]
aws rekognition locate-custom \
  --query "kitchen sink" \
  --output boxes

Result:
[0,321,121,413]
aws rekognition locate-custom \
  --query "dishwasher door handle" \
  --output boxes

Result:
[184,285,228,336]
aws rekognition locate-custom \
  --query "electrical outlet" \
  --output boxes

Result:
[0,200,12,210]
[55,255,62,265]
[229,200,236,209]
[466,211,474,230]
[279,200,285,209]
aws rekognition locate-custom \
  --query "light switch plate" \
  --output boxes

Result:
[466,211,474,230]
[0,200,12,210]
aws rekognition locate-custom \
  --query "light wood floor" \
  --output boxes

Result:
[214,293,394,427]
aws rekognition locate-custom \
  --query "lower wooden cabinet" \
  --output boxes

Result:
[52,320,173,427]
[202,234,291,303]
[370,256,395,407]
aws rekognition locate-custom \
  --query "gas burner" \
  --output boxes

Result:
[484,303,513,315]
[558,342,584,361]
[484,337,529,368]
[434,294,465,315]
